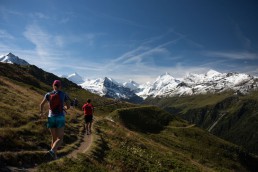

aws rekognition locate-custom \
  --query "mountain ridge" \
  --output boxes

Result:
[1,56,258,171]
[2,53,257,101]
[69,70,258,100]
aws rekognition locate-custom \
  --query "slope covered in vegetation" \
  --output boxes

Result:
[144,91,258,155]
[1,63,258,171]
[39,106,258,172]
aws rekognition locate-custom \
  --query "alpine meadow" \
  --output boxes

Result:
[1,0,258,171]
[1,61,258,171]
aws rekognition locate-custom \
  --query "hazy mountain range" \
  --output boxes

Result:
[1,53,258,101]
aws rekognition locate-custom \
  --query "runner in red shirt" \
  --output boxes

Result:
[82,99,94,135]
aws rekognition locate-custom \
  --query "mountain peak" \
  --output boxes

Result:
[67,72,84,84]
[7,52,16,57]
[206,69,221,77]
[160,72,171,77]
[123,80,139,91]
[0,53,30,65]
[156,72,174,81]
[104,77,120,85]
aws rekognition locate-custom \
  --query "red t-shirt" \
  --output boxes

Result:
[82,103,94,116]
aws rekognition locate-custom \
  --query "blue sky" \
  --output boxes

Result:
[0,0,258,83]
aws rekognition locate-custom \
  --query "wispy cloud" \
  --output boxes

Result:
[0,6,24,20]
[89,29,207,83]
[106,32,183,69]
[33,12,49,19]
[0,29,14,39]
[23,24,52,58]
[23,23,97,53]
[203,51,258,60]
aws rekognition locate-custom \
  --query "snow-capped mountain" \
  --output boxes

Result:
[67,72,84,84]
[67,69,258,100]
[136,72,181,99]
[80,78,106,96]
[79,77,143,102]
[123,80,140,91]
[0,53,30,65]
[2,53,256,101]
[138,70,258,98]
[103,77,141,101]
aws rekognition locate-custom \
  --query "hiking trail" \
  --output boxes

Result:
[4,123,94,172]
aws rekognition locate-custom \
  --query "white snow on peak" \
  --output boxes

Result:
[123,80,140,91]
[0,53,29,65]
[67,72,84,84]
[156,72,174,80]
[206,69,221,77]
[80,78,105,96]
[136,72,181,98]
[68,69,258,100]
[137,69,257,98]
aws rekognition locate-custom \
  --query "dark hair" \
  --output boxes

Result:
[87,99,91,103]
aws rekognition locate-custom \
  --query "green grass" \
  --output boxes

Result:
[110,106,173,133]
[1,63,258,172]
[38,106,258,172]
[144,89,258,156]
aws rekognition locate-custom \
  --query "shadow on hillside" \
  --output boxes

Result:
[118,106,173,134]
[239,151,258,172]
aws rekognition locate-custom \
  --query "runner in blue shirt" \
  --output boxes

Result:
[40,80,70,160]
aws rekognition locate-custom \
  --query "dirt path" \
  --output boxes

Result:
[4,128,93,172]
[67,130,93,158]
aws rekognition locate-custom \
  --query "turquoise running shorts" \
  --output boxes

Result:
[47,115,65,128]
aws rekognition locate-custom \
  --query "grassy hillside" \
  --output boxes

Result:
[1,63,258,172]
[0,63,119,167]
[38,106,258,172]
[144,91,258,155]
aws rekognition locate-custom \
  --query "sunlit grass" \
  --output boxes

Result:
[1,63,258,171]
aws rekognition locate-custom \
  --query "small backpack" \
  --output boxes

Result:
[49,92,62,114]
[84,104,93,115]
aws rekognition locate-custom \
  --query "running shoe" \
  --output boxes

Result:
[48,150,57,160]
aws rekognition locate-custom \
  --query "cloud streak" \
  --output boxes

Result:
[0,29,14,39]
[203,51,258,60]
[106,32,184,69]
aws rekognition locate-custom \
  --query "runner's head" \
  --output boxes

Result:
[53,80,61,90]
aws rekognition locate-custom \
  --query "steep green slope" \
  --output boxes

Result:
[1,63,258,172]
[38,106,258,172]
[144,91,258,155]
[0,63,118,167]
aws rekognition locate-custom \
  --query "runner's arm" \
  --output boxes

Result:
[64,100,70,110]
[39,97,48,118]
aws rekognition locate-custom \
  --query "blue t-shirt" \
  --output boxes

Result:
[45,90,69,117]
